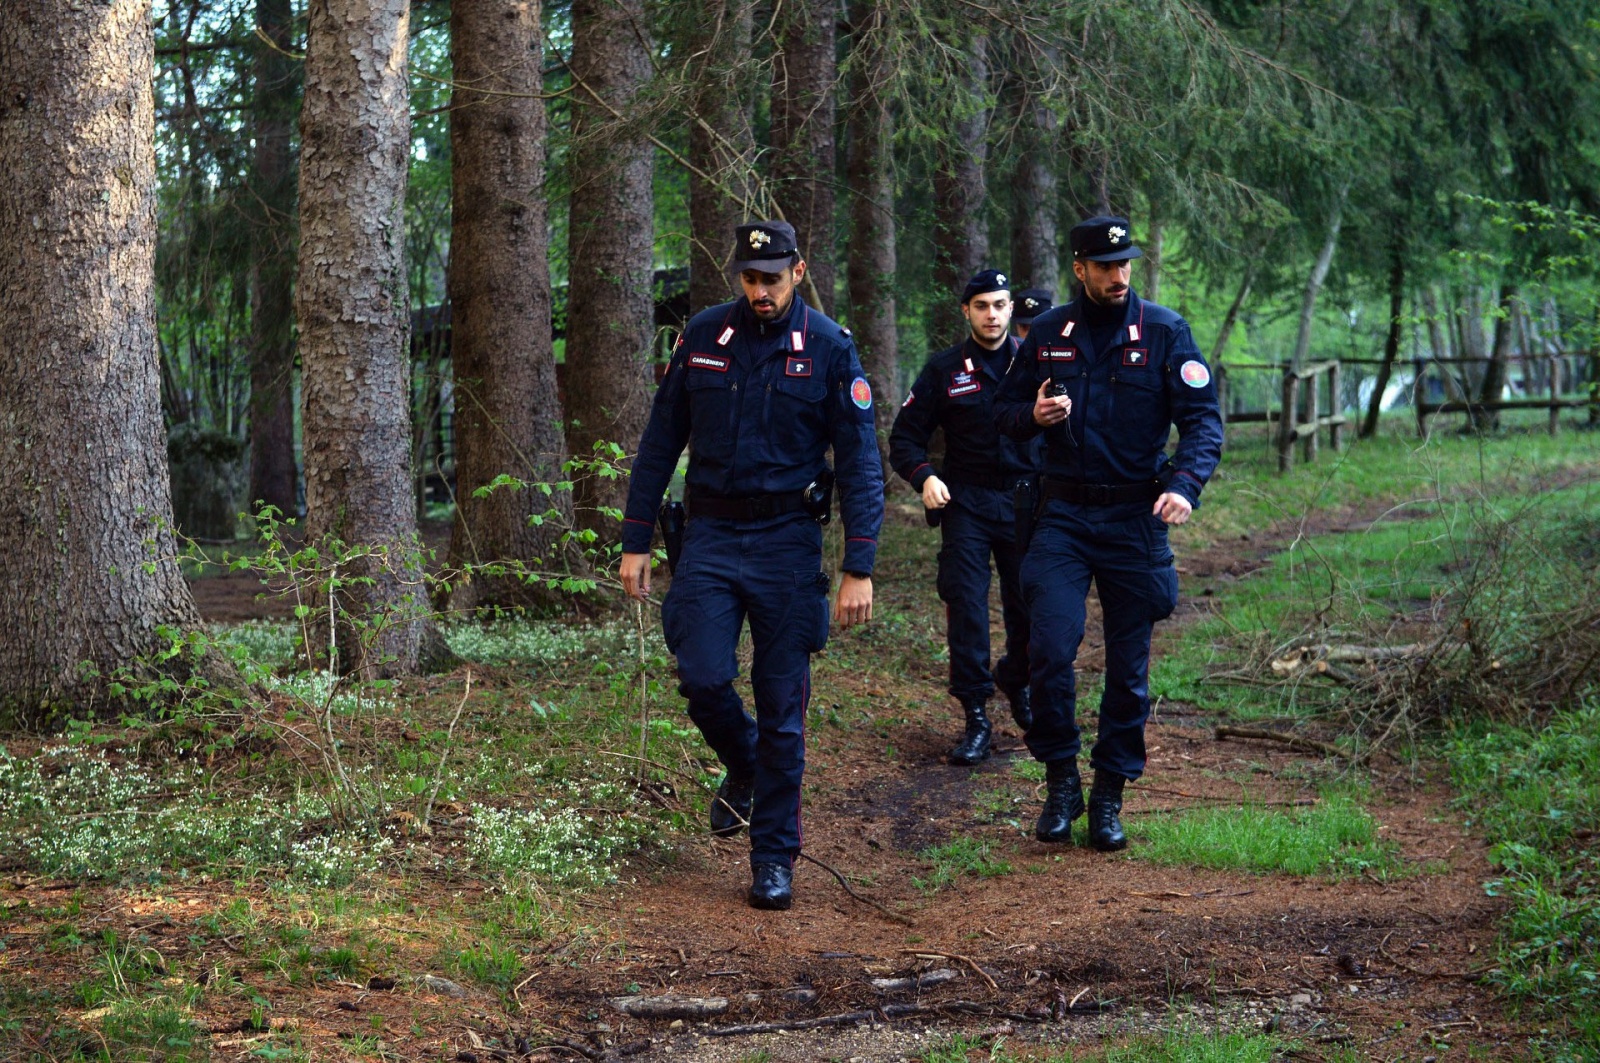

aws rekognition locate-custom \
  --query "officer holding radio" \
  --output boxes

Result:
[889,270,1040,766]
[620,220,884,911]
[994,215,1222,852]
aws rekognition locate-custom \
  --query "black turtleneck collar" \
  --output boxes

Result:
[1081,293,1125,327]
[740,293,802,336]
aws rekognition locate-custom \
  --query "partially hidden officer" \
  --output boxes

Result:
[888,269,1040,766]
[993,216,1222,851]
[620,220,885,911]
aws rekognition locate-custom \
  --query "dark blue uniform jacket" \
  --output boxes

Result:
[993,291,1222,507]
[622,295,884,573]
[889,337,1042,504]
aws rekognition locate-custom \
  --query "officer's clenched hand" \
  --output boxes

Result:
[620,552,652,601]
[921,475,951,510]
[1032,380,1072,426]
[835,574,873,628]
[1153,492,1193,526]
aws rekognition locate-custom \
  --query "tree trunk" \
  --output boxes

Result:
[931,32,990,342]
[1290,184,1348,372]
[1474,281,1519,430]
[1007,41,1059,299]
[0,0,233,721]
[563,0,656,543]
[1419,285,1467,404]
[1361,243,1404,439]
[1209,264,1254,365]
[845,0,899,475]
[446,0,579,614]
[246,0,301,521]
[770,0,838,315]
[298,0,443,677]
[1141,205,1163,305]
[687,1,756,315]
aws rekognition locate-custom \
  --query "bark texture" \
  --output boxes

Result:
[1474,281,1520,430]
[931,33,991,341]
[845,0,899,473]
[687,0,756,315]
[1007,41,1059,299]
[298,0,439,676]
[771,0,838,315]
[247,0,301,519]
[563,0,656,541]
[0,0,225,720]
[446,0,579,613]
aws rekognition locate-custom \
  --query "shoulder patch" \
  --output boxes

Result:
[850,376,873,409]
[1180,360,1211,388]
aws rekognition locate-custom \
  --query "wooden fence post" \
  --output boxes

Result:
[1329,361,1344,451]
[1548,353,1561,436]
[1412,358,1427,437]
[1278,370,1298,473]
[1303,367,1319,464]
[1217,364,1229,428]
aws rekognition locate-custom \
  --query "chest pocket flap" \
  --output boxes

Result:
[775,373,826,402]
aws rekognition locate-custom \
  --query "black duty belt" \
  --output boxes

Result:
[946,471,1033,491]
[686,488,807,521]
[1041,478,1160,506]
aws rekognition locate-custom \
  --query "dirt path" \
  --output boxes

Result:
[450,505,1525,1061]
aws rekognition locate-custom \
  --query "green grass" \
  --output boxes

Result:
[1132,791,1403,879]
[912,837,1013,893]
[1448,698,1600,1058]
[917,1027,1298,1061]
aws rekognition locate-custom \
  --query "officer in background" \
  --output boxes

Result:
[993,216,1222,851]
[621,220,884,911]
[1013,288,1054,340]
[889,270,1040,766]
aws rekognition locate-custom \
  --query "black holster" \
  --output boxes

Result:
[1013,478,1040,552]
[657,500,686,574]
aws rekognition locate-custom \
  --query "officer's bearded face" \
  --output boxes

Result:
[962,291,1013,349]
[1075,259,1132,307]
[740,261,804,320]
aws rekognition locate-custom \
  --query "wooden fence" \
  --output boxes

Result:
[1215,360,1347,471]
[1412,353,1598,436]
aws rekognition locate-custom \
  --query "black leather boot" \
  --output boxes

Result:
[1033,760,1085,843]
[748,862,793,910]
[709,772,754,837]
[948,701,992,765]
[1088,769,1128,852]
[1001,683,1033,731]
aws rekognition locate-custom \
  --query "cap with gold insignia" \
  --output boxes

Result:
[731,220,800,273]
[1070,215,1142,262]
[960,268,1010,304]
[1013,287,1054,324]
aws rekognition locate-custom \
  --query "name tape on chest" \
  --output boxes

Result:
[688,352,731,372]
[1038,347,1078,361]
[948,369,981,397]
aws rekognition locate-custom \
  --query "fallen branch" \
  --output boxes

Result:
[800,852,915,927]
[1215,725,1356,761]
[897,949,999,991]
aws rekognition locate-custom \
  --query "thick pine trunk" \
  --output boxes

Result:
[1007,72,1059,298]
[247,0,301,520]
[1361,244,1405,439]
[563,0,655,542]
[771,0,838,315]
[298,0,442,677]
[845,0,899,475]
[446,0,579,613]
[0,0,231,721]
[932,33,990,342]
[687,1,756,315]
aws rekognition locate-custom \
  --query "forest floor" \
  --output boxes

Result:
[3,485,1550,1063]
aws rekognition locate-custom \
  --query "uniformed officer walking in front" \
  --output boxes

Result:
[993,216,1222,851]
[889,270,1040,765]
[621,220,884,910]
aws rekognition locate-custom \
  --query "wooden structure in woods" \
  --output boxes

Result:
[1215,360,1347,471]
[1412,353,1598,437]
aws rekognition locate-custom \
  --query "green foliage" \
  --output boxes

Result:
[1133,792,1402,879]
[912,837,1012,894]
[1448,700,1600,1055]
[468,783,655,891]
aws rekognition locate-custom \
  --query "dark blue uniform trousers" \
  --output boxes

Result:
[1020,501,1179,779]
[937,489,1030,705]
[660,515,830,869]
